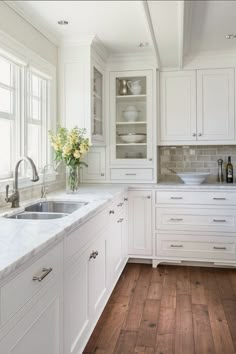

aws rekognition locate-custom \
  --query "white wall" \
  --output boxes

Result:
[0,1,57,66]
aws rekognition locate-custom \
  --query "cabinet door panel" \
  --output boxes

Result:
[81,147,106,181]
[160,71,196,142]
[128,191,152,256]
[106,219,123,286]
[197,68,235,141]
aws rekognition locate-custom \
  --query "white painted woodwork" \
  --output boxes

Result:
[110,168,153,181]
[0,277,63,354]
[81,147,106,181]
[160,70,196,142]
[128,190,152,256]
[197,68,235,141]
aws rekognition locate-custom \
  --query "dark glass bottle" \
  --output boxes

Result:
[226,156,233,183]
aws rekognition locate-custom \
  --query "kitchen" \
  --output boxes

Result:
[0,1,236,353]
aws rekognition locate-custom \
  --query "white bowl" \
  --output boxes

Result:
[123,110,138,122]
[119,133,146,143]
[177,172,210,185]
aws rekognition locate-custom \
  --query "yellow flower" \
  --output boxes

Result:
[62,144,72,157]
[73,150,80,159]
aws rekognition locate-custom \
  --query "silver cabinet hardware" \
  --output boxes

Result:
[170,244,183,248]
[192,133,196,137]
[170,197,183,200]
[147,195,151,199]
[117,203,124,207]
[109,210,115,215]
[213,246,227,250]
[198,133,202,136]
[170,218,183,222]
[125,173,137,176]
[117,218,124,223]
[213,197,226,200]
[149,158,152,161]
[213,219,226,223]
[124,198,128,202]
[101,173,105,176]
[89,251,98,260]
[32,267,53,282]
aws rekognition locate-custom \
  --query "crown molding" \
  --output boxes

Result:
[4,1,60,46]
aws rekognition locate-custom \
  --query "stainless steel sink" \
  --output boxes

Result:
[8,212,67,220]
[25,201,88,214]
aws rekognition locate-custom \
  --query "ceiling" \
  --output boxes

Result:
[5,0,236,68]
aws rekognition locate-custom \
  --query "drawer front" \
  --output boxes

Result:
[156,207,236,232]
[1,242,63,326]
[110,168,153,181]
[155,234,236,260]
[156,190,236,206]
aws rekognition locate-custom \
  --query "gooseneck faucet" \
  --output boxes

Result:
[5,156,39,208]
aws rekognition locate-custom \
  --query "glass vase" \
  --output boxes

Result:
[66,165,80,193]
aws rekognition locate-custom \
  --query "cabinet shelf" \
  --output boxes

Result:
[116,121,146,125]
[116,95,146,102]
[116,143,147,146]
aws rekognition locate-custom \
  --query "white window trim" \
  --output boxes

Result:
[0,30,57,190]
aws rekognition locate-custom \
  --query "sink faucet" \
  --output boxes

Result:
[41,162,61,198]
[5,156,39,208]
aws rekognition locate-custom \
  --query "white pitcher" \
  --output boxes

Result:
[127,80,142,95]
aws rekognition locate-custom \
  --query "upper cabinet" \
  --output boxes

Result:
[59,40,107,145]
[159,68,235,145]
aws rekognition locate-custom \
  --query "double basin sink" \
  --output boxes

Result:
[5,200,88,220]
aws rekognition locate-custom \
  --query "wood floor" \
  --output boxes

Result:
[83,264,236,354]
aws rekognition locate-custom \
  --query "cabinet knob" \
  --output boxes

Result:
[101,173,104,176]
[109,210,115,215]
[198,133,202,137]
[124,198,128,202]
[192,133,196,137]
[147,195,151,199]
[149,158,152,161]
[33,268,53,282]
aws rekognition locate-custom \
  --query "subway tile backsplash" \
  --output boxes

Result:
[159,145,236,182]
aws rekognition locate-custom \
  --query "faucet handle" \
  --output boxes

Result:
[5,184,9,202]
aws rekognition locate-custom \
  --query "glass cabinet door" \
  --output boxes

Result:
[92,66,104,143]
[111,71,152,164]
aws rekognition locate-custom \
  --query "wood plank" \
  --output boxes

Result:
[192,304,215,354]
[122,297,145,331]
[114,330,138,354]
[158,307,176,335]
[155,334,174,354]
[215,269,236,301]
[135,346,154,354]
[150,266,165,284]
[176,266,191,295]
[163,266,177,290]
[133,265,152,302]
[202,268,219,292]
[111,263,141,300]
[191,268,207,305]
[222,300,236,351]
[206,289,235,354]
[147,282,163,300]
[136,299,160,347]
[229,270,236,296]
[175,294,194,354]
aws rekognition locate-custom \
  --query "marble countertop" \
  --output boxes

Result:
[0,184,127,283]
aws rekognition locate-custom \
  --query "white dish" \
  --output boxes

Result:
[177,172,210,185]
[123,110,138,121]
[119,133,146,143]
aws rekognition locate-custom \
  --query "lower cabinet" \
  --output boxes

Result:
[128,190,153,257]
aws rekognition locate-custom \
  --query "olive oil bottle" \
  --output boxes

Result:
[226,156,233,183]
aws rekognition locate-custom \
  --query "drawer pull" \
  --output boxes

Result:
[170,218,183,222]
[33,267,53,282]
[213,246,227,250]
[125,173,137,176]
[117,203,124,207]
[213,198,226,200]
[170,197,183,200]
[124,198,128,202]
[213,219,226,223]
[109,210,115,215]
[117,218,124,223]
[170,244,183,248]
[89,251,98,260]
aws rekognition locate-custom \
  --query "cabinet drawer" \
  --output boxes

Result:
[110,168,153,181]
[1,242,63,326]
[156,207,236,232]
[155,234,236,260]
[156,190,236,206]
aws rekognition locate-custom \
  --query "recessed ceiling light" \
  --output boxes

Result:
[225,34,236,39]
[58,20,69,25]
[138,42,149,48]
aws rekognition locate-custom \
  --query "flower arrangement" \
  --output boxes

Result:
[49,126,90,192]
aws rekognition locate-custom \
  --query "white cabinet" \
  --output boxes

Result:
[81,147,106,182]
[59,40,106,145]
[109,70,156,182]
[159,68,235,145]
[197,68,234,141]
[160,71,196,142]
[128,190,153,256]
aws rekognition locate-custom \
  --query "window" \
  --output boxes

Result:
[0,53,52,181]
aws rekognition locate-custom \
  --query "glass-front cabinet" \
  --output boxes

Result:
[110,70,153,165]
[91,63,105,144]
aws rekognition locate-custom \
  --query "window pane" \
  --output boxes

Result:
[32,98,40,120]
[27,124,41,168]
[32,74,40,97]
[0,57,11,86]
[0,87,11,113]
[0,119,12,176]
